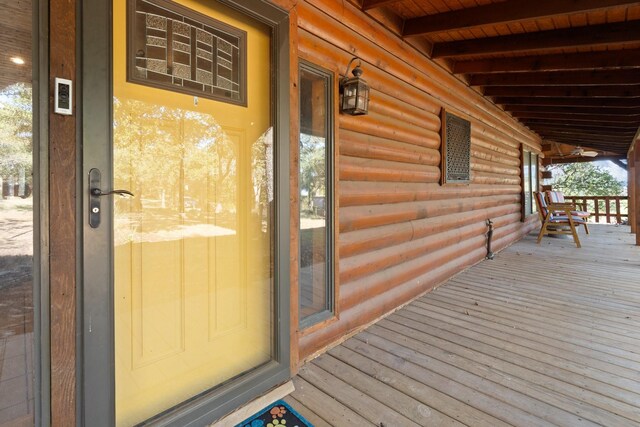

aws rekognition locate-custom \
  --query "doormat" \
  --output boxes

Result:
[236,400,313,427]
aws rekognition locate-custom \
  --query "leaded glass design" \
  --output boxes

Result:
[128,0,246,105]
[441,110,471,184]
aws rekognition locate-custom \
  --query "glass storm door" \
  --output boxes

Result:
[83,0,289,425]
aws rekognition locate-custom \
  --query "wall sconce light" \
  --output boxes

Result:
[340,57,369,116]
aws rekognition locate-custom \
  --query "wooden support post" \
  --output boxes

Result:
[50,0,77,423]
[629,149,635,234]
[633,144,640,246]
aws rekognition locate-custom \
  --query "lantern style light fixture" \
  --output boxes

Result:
[340,57,369,116]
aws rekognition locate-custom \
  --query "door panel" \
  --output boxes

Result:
[112,0,274,424]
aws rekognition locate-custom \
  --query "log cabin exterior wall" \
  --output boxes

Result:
[292,0,542,362]
[35,0,547,423]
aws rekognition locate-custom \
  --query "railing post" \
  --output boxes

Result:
[615,198,621,224]
[594,197,600,223]
[605,196,611,223]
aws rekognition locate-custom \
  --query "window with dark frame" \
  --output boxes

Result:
[298,61,334,328]
[522,146,539,218]
[440,109,471,185]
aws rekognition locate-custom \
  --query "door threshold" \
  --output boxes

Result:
[209,381,295,426]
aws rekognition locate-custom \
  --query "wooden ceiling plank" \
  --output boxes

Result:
[494,97,640,108]
[542,139,630,149]
[453,49,640,73]
[546,155,627,164]
[522,119,639,130]
[534,127,638,136]
[403,0,639,36]
[431,21,640,58]
[538,133,633,143]
[512,111,640,122]
[504,105,640,115]
[484,85,640,97]
[361,0,403,11]
[471,69,640,86]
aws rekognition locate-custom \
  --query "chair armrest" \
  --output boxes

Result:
[548,202,576,210]
[547,203,574,216]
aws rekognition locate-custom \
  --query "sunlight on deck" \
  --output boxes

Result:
[287,224,640,426]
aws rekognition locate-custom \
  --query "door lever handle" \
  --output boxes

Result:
[89,168,135,228]
[90,188,134,197]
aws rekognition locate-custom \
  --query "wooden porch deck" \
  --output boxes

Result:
[285,224,640,426]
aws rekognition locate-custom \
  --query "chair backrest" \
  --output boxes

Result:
[534,191,548,220]
[545,190,565,203]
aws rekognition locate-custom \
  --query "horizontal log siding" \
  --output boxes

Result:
[295,0,541,361]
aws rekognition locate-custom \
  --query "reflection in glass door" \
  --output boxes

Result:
[0,0,35,425]
[0,0,34,426]
[113,0,274,424]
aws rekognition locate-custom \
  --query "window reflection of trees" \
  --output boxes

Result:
[113,98,272,243]
[299,133,326,220]
[1,83,33,198]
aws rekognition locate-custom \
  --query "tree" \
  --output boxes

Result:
[299,133,326,214]
[0,83,32,180]
[549,163,624,196]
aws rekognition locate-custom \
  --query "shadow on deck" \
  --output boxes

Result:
[286,224,640,426]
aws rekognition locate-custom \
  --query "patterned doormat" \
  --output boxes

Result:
[235,400,313,427]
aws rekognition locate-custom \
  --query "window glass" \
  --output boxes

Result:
[299,62,333,327]
[523,150,532,215]
[531,153,538,213]
[0,1,35,424]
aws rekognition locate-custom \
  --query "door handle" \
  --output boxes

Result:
[90,188,134,197]
[89,168,134,228]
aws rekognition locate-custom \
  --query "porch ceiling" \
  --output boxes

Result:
[360,0,640,161]
[0,0,32,91]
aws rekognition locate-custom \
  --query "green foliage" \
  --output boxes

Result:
[0,83,32,179]
[299,133,326,213]
[549,163,624,196]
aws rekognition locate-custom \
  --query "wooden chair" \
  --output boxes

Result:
[544,190,590,219]
[534,191,589,248]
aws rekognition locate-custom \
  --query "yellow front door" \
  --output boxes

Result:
[112,0,273,424]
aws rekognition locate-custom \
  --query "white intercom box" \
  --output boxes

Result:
[54,78,73,115]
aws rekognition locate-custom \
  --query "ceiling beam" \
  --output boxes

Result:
[470,69,640,86]
[538,129,636,138]
[535,128,638,138]
[431,21,640,58]
[403,0,639,37]
[611,158,629,170]
[505,105,640,115]
[532,124,638,133]
[538,133,633,144]
[540,139,632,150]
[522,119,639,131]
[512,111,640,122]
[453,49,640,74]
[484,85,640,98]
[494,97,640,108]
[361,0,402,10]
[544,155,627,165]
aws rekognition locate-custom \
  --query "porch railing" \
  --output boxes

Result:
[563,196,629,224]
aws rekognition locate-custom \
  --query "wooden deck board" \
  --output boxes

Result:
[288,225,640,426]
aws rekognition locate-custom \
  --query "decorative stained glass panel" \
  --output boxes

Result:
[128,0,247,105]
[441,109,471,184]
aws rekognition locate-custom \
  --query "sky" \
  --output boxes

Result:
[595,160,628,183]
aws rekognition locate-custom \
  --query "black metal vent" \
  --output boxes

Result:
[441,110,471,184]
